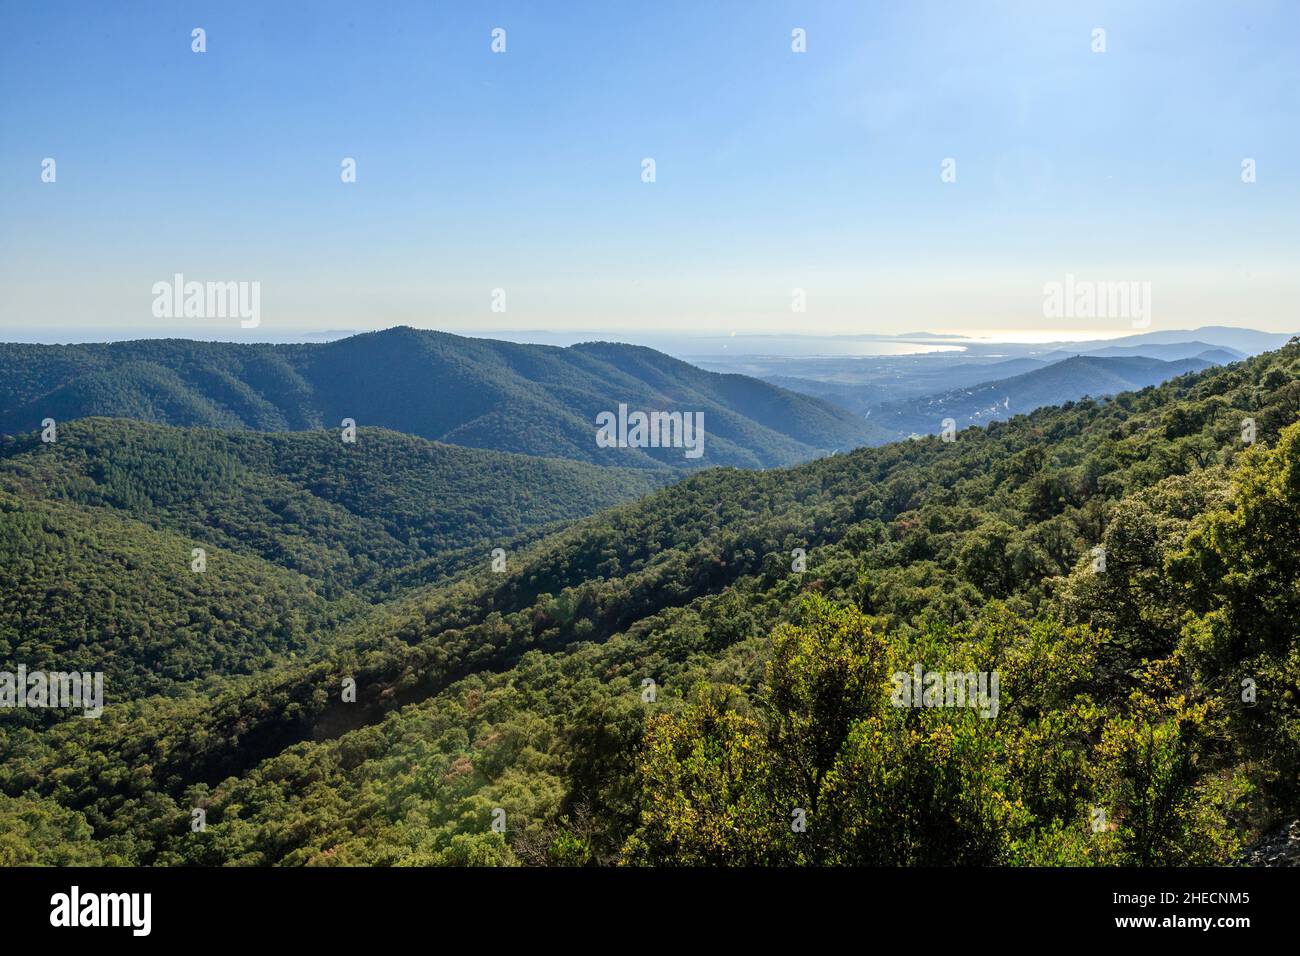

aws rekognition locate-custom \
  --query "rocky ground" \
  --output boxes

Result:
[1241,820,1300,866]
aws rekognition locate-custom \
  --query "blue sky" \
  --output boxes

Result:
[1,0,1297,343]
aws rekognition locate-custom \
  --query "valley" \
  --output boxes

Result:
[1,331,1297,866]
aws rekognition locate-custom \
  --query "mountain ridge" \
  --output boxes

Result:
[872,354,1214,436]
[0,328,884,469]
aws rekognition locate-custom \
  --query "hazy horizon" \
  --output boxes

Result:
[0,323,1288,352]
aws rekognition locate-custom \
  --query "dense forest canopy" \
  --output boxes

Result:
[0,419,666,705]
[0,341,1297,865]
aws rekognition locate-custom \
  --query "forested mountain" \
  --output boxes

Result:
[1,339,1297,866]
[0,328,880,469]
[870,355,1217,438]
[0,418,666,593]
[0,487,358,708]
[0,419,665,704]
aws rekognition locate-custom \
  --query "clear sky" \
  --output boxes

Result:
[1,0,1297,343]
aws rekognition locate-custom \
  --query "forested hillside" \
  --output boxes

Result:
[0,489,357,709]
[0,418,666,592]
[0,419,664,705]
[0,329,881,469]
[0,341,1297,865]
